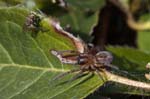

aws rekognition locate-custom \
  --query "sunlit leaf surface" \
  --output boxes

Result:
[0,7,104,99]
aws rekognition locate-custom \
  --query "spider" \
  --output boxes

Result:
[25,12,119,80]
[51,44,119,81]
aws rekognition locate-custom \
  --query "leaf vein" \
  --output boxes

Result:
[29,35,54,68]
[8,71,46,99]
[0,63,68,72]
[49,75,88,99]
[0,68,21,92]
[0,42,14,63]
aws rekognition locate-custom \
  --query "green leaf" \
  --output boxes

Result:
[5,0,105,42]
[138,13,150,53]
[58,0,105,41]
[0,7,29,26]
[1,7,150,99]
[35,0,105,41]
[0,0,23,6]
[0,7,105,99]
[138,30,150,53]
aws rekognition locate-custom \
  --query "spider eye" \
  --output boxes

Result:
[77,54,88,65]
[96,51,113,64]
[87,43,94,49]
[78,58,87,65]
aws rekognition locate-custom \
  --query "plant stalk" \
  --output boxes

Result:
[104,70,150,90]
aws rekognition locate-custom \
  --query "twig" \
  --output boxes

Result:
[145,73,150,80]
[145,63,150,80]
[104,70,150,90]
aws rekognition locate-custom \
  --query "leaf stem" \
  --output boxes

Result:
[104,70,150,90]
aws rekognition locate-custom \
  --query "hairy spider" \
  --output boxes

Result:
[24,11,118,80]
[51,44,118,80]
[24,12,118,80]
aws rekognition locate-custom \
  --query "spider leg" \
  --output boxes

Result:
[105,64,139,80]
[95,69,106,82]
[105,64,131,75]
[105,64,119,70]
[52,69,80,81]
[69,70,89,82]
[51,49,79,55]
